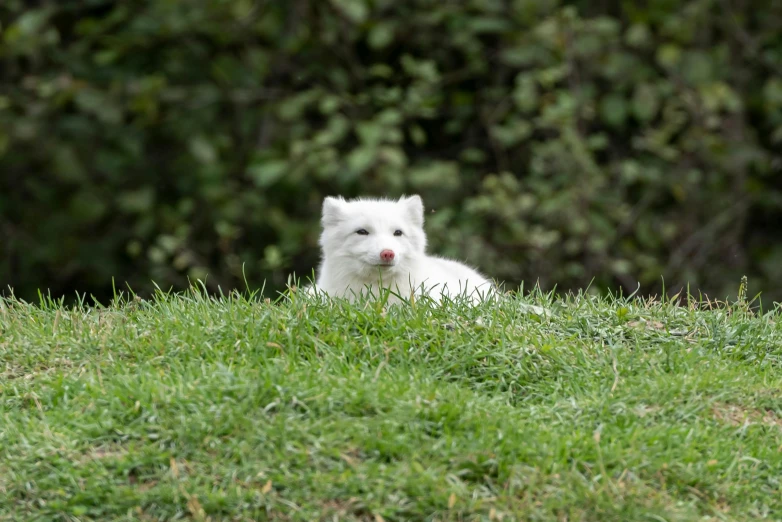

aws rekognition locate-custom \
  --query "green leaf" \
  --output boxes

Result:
[513,74,539,113]
[599,94,628,127]
[632,84,660,122]
[347,146,376,175]
[368,22,395,49]
[656,44,681,69]
[189,136,218,164]
[117,188,155,213]
[763,78,782,109]
[356,121,384,146]
[491,120,533,147]
[248,160,288,188]
[53,146,86,183]
[468,17,510,34]
[624,24,651,48]
[330,0,368,23]
[409,125,427,146]
[74,89,122,124]
[408,161,460,191]
[263,245,284,269]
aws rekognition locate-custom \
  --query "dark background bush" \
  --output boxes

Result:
[1,0,781,303]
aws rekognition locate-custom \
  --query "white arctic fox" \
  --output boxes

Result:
[310,195,493,303]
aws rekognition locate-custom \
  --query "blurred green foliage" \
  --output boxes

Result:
[1,0,781,302]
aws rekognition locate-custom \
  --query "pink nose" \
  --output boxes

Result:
[380,249,395,262]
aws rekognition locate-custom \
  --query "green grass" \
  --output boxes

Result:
[1,285,781,521]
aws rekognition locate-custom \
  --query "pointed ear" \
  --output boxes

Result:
[322,196,346,227]
[400,195,424,227]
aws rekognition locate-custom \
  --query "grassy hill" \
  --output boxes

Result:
[1,285,781,521]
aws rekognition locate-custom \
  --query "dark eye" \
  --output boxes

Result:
[394,230,403,236]
[356,229,369,235]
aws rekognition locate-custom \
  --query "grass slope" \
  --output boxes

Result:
[1,286,781,521]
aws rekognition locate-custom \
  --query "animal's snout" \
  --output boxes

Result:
[380,249,395,262]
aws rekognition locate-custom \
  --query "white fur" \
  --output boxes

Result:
[311,195,493,304]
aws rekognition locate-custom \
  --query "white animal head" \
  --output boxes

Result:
[318,195,428,278]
